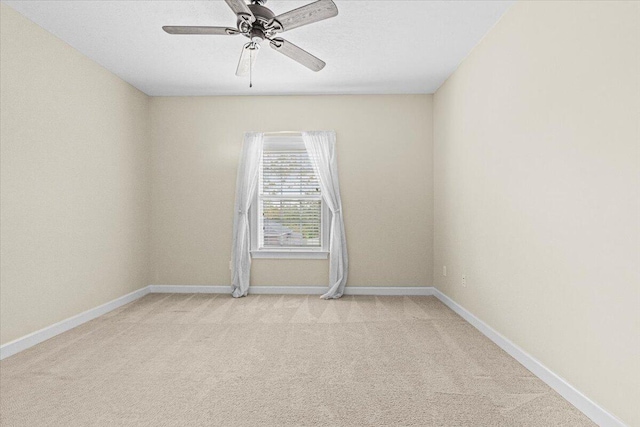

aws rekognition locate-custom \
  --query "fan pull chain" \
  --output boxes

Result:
[249,45,253,88]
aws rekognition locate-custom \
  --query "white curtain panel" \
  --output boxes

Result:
[231,132,264,298]
[303,131,349,299]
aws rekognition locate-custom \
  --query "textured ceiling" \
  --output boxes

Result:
[3,0,513,96]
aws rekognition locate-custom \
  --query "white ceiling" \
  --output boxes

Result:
[3,0,513,96]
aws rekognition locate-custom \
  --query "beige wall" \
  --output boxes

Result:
[0,4,151,345]
[433,1,640,425]
[149,95,433,288]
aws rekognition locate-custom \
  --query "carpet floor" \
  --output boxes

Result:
[0,294,594,426]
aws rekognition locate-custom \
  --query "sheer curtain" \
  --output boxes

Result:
[303,131,348,299]
[231,132,263,298]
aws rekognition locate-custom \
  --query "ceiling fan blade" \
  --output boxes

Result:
[236,43,259,77]
[224,0,256,24]
[163,26,239,35]
[269,38,325,72]
[267,0,338,33]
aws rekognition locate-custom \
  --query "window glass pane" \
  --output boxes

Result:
[261,199,321,248]
[261,150,321,196]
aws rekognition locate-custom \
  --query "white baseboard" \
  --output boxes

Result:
[344,286,434,296]
[431,288,625,427]
[148,284,435,296]
[0,286,150,360]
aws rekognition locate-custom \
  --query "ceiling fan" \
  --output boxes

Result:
[162,0,338,86]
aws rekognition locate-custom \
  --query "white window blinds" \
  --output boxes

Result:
[258,148,323,249]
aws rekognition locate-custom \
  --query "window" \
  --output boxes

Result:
[250,135,329,259]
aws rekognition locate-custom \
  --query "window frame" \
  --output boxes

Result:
[250,134,330,259]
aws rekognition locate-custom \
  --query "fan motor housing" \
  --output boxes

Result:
[238,4,276,39]
[246,4,275,25]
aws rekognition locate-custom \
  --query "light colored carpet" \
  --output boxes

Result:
[0,294,594,426]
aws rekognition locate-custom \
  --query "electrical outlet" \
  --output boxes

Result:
[229,261,232,271]
[462,275,466,287]
[443,266,447,276]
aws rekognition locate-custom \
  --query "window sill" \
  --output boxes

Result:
[251,250,329,260]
